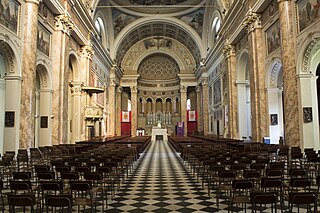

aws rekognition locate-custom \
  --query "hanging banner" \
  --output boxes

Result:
[122,111,130,122]
[188,110,196,121]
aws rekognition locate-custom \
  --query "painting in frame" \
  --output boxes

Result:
[296,0,320,32]
[0,0,20,34]
[37,24,51,57]
[266,20,281,55]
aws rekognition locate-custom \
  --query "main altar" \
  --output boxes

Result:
[151,121,168,141]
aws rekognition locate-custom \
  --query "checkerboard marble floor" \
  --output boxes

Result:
[105,140,318,213]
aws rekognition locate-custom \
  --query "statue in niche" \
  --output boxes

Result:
[157,120,162,128]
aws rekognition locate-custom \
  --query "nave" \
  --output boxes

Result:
[107,140,217,212]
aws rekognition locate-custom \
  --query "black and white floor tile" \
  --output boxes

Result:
[106,140,314,213]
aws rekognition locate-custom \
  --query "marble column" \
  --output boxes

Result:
[70,82,83,143]
[180,86,188,136]
[116,86,122,136]
[19,0,40,149]
[51,14,74,145]
[202,78,209,135]
[196,86,203,133]
[223,44,238,139]
[243,11,268,142]
[131,86,138,136]
[278,0,300,147]
[108,78,116,136]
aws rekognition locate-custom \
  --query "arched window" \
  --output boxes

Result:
[212,17,221,42]
[95,17,104,42]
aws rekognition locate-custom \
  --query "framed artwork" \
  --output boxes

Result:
[296,0,320,32]
[0,0,20,34]
[37,24,51,57]
[270,114,278,126]
[213,79,221,105]
[303,107,313,123]
[40,116,48,128]
[5,111,14,127]
[266,20,281,55]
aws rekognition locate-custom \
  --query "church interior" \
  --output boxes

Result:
[1,0,320,212]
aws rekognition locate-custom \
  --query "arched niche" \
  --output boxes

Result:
[35,64,52,147]
[237,50,251,140]
[266,58,284,144]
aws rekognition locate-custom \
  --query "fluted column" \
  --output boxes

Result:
[223,44,238,139]
[116,86,122,136]
[202,78,209,135]
[278,0,300,147]
[108,78,116,136]
[51,14,74,145]
[196,86,203,133]
[19,0,40,149]
[243,10,268,142]
[180,86,188,136]
[131,86,138,136]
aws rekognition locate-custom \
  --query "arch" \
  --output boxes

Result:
[0,39,20,76]
[237,49,251,140]
[266,58,283,88]
[69,52,80,81]
[36,60,52,89]
[237,49,249,81]
[297,32,320,75]
[0,39,20,153]
[112,16,205,60]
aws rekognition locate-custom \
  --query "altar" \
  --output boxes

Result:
[151,127,168,141]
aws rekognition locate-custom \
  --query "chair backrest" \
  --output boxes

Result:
[10,180,32,193]
[46,194,72,213]
[232,180,254,190]
[251,192,277,204]
[41,181,63,193]
[37,172,55,181]
[7,194,36,212]
[13,172,31,180]
[289,192,316,204]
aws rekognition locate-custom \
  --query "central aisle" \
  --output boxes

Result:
[107,140,217,212]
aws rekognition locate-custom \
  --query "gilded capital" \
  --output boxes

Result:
[196,85,201,93]
[109,78,117,87]
[242,10,262,32]
[130,86,138,93]
[117,86,123,93]
[180,85,187,93]
[54,14,75,35]
[81,42,94,59]
[201,77,208,86]
[223,44,236,59]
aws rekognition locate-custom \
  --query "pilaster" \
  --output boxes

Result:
[243,10,268,142]
[202,78,209,135]
[116,86,122,136]
[130,86,138,136]
[278,0,300,147]
[51,13,74,145]
[196,86,203,133]
[108,78,116,136]
[223,44,238,139]
[19,0,40,149]
[180,85,188,136]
